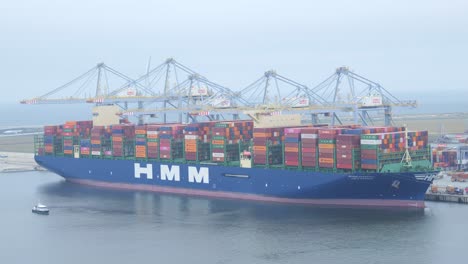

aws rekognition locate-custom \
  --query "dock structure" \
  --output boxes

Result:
[0,152,43,173]
[425,193,468,204]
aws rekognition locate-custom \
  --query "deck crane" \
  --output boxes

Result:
[310,67,417,126]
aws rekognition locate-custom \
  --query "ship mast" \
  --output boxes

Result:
[401,124,413,168]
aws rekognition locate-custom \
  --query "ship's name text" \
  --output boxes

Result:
[134,163,209,184]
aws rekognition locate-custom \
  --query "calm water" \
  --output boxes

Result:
[0,171,466,264]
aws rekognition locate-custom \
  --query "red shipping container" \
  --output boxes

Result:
[319,153,334,159]
[284,142,300,148]
[285,153,299,159]
[285,160,299,166]
[319,148,334,154]
[361,153,377,159]
[319,162,334,168]
[301,147,316,153]
[336,149,353,155]
[337,164,353,169]
[302,154,316,159]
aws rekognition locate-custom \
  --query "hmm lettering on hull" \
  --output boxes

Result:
[134,163,209,184]
[134,163,153,179]
[161,165,180,181]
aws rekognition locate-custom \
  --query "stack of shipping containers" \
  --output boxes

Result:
[43,125,59,155]
[80,138,91,156]
[360,129,428,170]
[318,128,342,168]
[112,125,135,158]
[253,127,283,166]
[284,128,302,167]
[39,120,433,173]
[91,126,107,157]
[432,148,458,168]
[184,122,211,162]
[301,128,319,169]
[361,133,401,170]
[336,134,361,170]
[135,125,147,159]
[211,121,252,163]
[146,125,160,159]
[62,122,76,156]
[159,124,185,160]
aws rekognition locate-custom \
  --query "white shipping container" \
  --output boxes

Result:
[301,133,318,139]
[185,135,198,140]
[360,139,382,145]
[147,131,159,135]
[212,152,225,158]
[91,151,101,155]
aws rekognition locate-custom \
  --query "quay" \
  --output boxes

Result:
[0,152,43,173]
[425,193,468,204]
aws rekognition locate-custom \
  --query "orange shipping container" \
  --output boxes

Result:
[285,147,299,152]
[185,147,197,152]
[212,140,225,145]
[147,142,158,147]
[135,129,147,135]
[319,158,334,163]
[185,145,197,150]
[112,136,123,142]
[253,132,270,138]
[318,144,335,149]
[253,146,267,151]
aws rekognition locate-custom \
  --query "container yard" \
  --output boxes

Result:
[430,132,468,170]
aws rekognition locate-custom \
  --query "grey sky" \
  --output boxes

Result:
[1,0,467,105]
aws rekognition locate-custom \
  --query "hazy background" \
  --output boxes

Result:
[1,0,467,112]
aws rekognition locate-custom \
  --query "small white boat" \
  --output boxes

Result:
[32,204,49,215]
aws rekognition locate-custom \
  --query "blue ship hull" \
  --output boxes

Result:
[35,155,435,208]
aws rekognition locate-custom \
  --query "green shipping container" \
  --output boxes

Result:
[361,134,380,140]
[318,139,335,144]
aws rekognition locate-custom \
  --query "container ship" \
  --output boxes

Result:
[34,119,437,208]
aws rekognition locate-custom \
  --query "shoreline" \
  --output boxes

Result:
[0,152,44,173]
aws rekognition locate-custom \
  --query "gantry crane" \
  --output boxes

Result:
[20,63,142,105]
[311,67,417,126]
[21,60,416,127]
